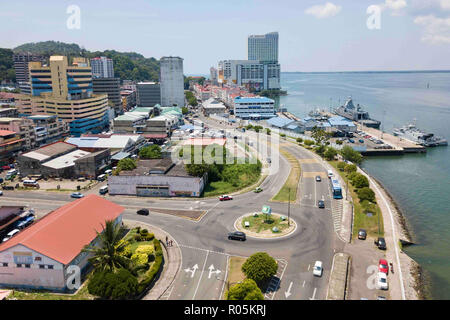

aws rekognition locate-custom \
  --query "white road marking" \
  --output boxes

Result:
[302,280,306,287]
[284,282,293,298]
[310,287,317,300]
[192,251,209,300]
[184,264,199,278]
[208,264,221,279]
[308,264,311,271]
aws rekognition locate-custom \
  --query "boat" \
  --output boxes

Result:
[393,120,448,147]
[334,97,381,129]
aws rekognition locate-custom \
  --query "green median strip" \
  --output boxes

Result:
[271,148,301,203]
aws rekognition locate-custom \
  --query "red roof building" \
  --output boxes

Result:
[0,195,124,291]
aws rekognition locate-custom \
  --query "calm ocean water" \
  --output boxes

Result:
[279,71,450,300]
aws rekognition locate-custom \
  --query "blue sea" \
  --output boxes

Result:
[279,71,450,300]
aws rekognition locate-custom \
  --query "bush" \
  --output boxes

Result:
[352,173,369,189]
[324,147,337,160]
[337,162,346,171]
[296,137,303,143]
[344,164,357,173]
[357,187,376,203]
[314,145,326,156]
[135,245,154,256]
[122,244,133,258]
[88,268,138,300]
[347,172,358,181]
[137,238,164,293]
[139,145,162,159]
[226,278,264,300]
[242,252,278,285]
[336,139,343,145]
[304,139,315,146]
[131,253,148,266]
[340,146,363,164]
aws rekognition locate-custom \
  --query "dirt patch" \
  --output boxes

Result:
[149,207,206,221]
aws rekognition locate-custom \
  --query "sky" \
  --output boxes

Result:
[1,0,450,74]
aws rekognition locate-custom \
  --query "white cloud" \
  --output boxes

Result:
[414,14,450,44]
[385,0,408,10]
[305,2,342,19]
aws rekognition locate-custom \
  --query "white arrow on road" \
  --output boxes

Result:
[184,264,199,278]
[309,287,317,300]
[208,264,221,279]
[284,282,293,298]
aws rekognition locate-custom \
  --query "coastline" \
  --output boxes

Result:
[362,169,426,300]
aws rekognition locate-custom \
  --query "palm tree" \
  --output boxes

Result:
[83,220,130,272]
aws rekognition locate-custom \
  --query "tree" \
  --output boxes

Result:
[340,146,363,164]
[242,252,278,284]
[324,147,338,160]
[82,220,131,272]
[314,144,326,156]
[296,137,303,144]
[344,163,357,174]
[304,139,315,146]
[311,127,330,145]
[337,162,346,171]
[357,187,376,203]
[139,145,162,159]
[226,279,264,300]
[181,106,189,115]
[352,173,369,188]
[266,128,271,135]
[116,158,137,171]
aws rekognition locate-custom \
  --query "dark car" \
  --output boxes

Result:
[137,208,149,216]
[228,231,246,241]
[358,229,367,240]
[318,200,325,209]
[375,237,387,250]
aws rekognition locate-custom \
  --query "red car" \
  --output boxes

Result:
[219,195,233,201]
[1,165,11,170]
[379,259,389,274]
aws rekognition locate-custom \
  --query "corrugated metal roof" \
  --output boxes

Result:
[267,117,294,128]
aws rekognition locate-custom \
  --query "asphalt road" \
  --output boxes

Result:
[0,116,344,300]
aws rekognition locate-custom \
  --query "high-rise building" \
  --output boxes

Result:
[92,77,122,117]
[90,56,114,78]
[160,57,184,107]
[13,53,46,94]
[15,56,109,136]
[136,82,161,107]
[247,32,279,64]
[210,67,218,85]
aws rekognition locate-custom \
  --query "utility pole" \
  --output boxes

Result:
[288,187,291,226]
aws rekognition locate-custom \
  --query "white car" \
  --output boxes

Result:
[377,272,389,290]
[313,261,323,277]
[0,190,3,196]
[2,229,20,242]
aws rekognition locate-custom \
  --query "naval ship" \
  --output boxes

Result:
[334,97,381,128]
[393,120,448,147]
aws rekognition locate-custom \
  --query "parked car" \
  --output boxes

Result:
[228,231,246,241]
[16,215,35,229]
[379,259,389,274]
[0,190,3,196]
[313,261,323,277]
[318,200,325,209]
[1,165,11,170]
[348,139,355,143]
[0,178,3,183]
[359,139,364,143]
[70,192,84,199]
[377,296,387,300]
[377,272,389,290]
[254,187,263,193]
[137,208,149,216]
[2,229,20,242]
[316,175,321,182]
[99,186,108,195]
[219,195,233,201]
[375,237,387,250]
[358,229,367,240]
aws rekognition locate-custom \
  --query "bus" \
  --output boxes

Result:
[331,179,343,199]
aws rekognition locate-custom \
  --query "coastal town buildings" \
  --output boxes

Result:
[90,56,114,78]
[160,57,184,107]
[12,53,46,94]
[233,96,275,119]
[136,82,161,107]
[92,77,122,117]
[248,32,279,63]
[0,130,23,165]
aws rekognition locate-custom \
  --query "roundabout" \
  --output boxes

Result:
[234,211,297,239]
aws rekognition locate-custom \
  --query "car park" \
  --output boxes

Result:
[70,192,84,199]
[358,229,367,240]
[377,272,389,290]
[137,208,149,216]
[2,229,20,242]
[379,259,389,274]
[313,261,323,277]
[228,231,246,241]
[219,195,233,201]
[318,200,325,208]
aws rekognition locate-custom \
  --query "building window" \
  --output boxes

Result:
[17,264,22,268]
[47,265,54,269]
[25,264,31,268]
[39,264,45,269]
[1,263,8,267]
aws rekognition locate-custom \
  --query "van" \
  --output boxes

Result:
[105,169,113,175]
[327,170,334,179]
[99,186,108,195]
[97,174,106,182]
[23,180,39,188]
[5,169,17,180]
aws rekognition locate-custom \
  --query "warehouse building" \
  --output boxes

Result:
[0,195,124,292]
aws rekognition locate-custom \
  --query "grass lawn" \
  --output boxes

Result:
[328,161,384,239]
[271,148,301,202]
[223,256,247,299]
[242,214,291,233]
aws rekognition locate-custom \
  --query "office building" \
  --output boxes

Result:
[160,57,184,107]
[248,32,279,63]
[90,56,114,78]
[0,130,24,165]
[15,56,109,136]
[13,53,46,94]
[136,82,161,107]
[233,96,275,119]
[92,77,122,117]
[210,67,218,85]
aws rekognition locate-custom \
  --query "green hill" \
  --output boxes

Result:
[0,41,160,82]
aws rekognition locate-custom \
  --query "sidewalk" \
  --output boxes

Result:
[123,219,182,300]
